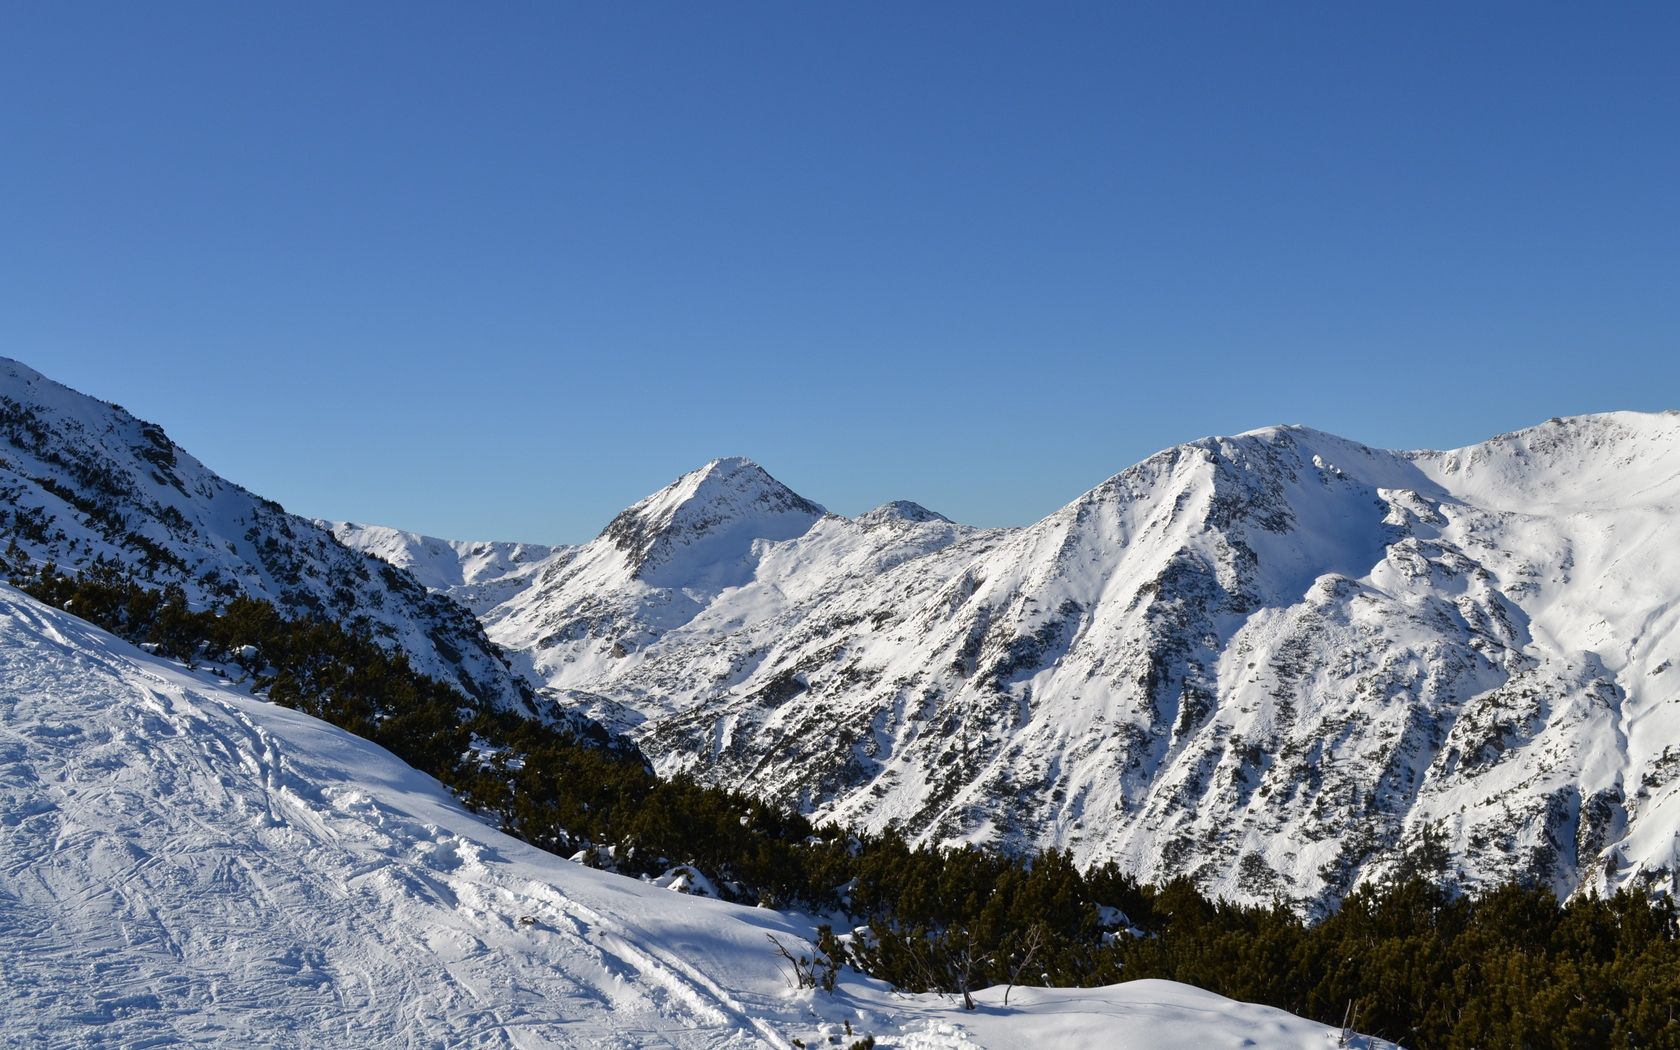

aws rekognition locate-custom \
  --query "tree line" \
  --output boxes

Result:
[11,557,1680,1048]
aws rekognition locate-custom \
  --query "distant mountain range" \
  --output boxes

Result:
[334,413,1680,915]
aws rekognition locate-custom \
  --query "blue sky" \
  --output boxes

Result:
[4,3,1676,542]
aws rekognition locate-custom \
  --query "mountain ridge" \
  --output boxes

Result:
[337,409,1680,914]
[0,356,534,717]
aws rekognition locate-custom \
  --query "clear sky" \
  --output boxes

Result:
[3,3,1676,543]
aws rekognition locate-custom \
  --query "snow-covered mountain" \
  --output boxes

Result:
[325,520,567,616]
[0,357,534,713]
[0,582,1358,1048]
[342,413,1680,914]
[337,461,998,735]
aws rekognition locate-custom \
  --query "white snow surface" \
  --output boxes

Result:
[325,521,568,617]
[341,412,1680,913]
[0,585,1357,1049]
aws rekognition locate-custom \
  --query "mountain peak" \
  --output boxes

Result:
[696,455,762,474]
[600,458,825,585]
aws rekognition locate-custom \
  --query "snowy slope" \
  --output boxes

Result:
[0,584,1360,1049]
[344,413,1680,914]
[464,458,919,731]
[0,357,530,712]
[337,471,995,735]
[325,520,568,616]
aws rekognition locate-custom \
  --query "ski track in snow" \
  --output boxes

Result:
[0,585,1360,1049]
[0,593,779,1048]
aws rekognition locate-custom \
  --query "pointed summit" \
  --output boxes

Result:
[600,458,825,586]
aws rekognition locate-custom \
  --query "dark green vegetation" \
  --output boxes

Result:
[13,559,1680,1049]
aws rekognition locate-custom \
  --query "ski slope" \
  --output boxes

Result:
[0,584,1363,1048]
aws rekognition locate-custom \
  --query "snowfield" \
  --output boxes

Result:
[0,585,1362,1048]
